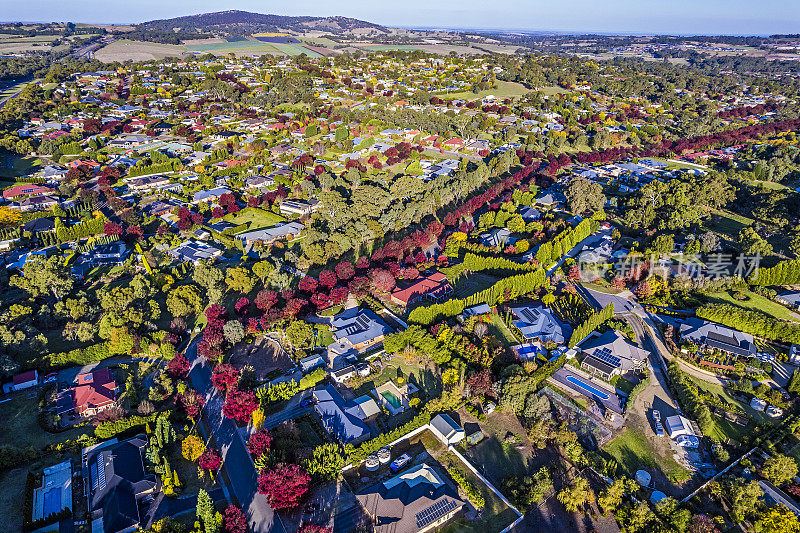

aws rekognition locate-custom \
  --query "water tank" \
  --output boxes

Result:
[365,455,379,471]
[377,447,391,464]
[635,469,651,487]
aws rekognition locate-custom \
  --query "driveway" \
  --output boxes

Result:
[187,339,286,533]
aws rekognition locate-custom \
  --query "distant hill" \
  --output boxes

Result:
[139,10,388,35]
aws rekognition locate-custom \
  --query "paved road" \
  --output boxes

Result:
[187,339,286,533]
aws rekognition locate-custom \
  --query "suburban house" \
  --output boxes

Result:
[279,199,319,217]
[460,303,492,321]
[234,221,304,246]
[480,227,515,248]
[509,305,571,345]
[356,463,465,533]
[126,175,177,193]
[312,385,373,445]
[2,183,53,199]
[390,272,453,308]
[87,242,129,266]
[429,414,466,446]
[777,290,800,310]
[9,369,38,391]
[84,436,158,533]
[578,330,648,380]
[679,318,756,358]
[12,195,60,212]
[665,415,697,439]
[244,175,275,190]
[55,369,117,418]
[168,240,223,264]
[192,186,231,204]
[329,308,392,355]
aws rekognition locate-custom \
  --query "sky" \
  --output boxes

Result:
[6,0,800,35]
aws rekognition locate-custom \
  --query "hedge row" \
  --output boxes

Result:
[128,160,181,177]
[749,259,800,287]
[568,303,615,348]
[55,215,106,243]
[696,303,800,345]
[347,412,431,465]
[409,268,547,325]
[445,459,486,508]
[94,413,158,440]
[624,374,651,412]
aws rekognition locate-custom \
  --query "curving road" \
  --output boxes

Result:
[187,339,286,533]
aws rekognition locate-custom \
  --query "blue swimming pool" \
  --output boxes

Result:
[43,488,62,516]
[566,376,610,400]
[515,344,541,355]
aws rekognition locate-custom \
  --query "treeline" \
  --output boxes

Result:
[458,252,539,275]
[696,303,800,345]
[409,268,548,325]
[94,413,158,440]
[536,217,601,267]
[568,303,615,348]
[346,411,431,465]
[55,214,106,243]
[749,259,800,286]
[667,360,713,436]
[128,160,181,177]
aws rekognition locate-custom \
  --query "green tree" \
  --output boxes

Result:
[225,267,256,294]
[286,320,314,350]
[565,176,605,215]
[302,443,345,481]
[763,454,798,487]
[196,488,217,533]
[557,477,593,513]
[10,254,75,300]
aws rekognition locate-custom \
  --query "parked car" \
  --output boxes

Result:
[654,421,665,437]
[390,453,411,472]
[43,372,58,384]
[300,397,316,407]
[652,409,661,422]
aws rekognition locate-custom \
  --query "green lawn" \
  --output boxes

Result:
[0,393,88,450]
[353,359,442,400]
[441,81,531,101]
[602,427,690,483]
[688,377,772,426]
[0,155,42,179]
[452,272,498,299]
[224,207,285,232]
[487,313,519,346]
[705,289,799,323]
[0,467,28,531]
[314,323,334,347]
[704,209,754,239]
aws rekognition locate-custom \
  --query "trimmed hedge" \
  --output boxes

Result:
[568,303,615,348]
[697,303,800,345]
[95,413,158,440]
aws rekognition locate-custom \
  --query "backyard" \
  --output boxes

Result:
[704,289,800,323]
[0,393,88,450]
[224,207,285,232]
[688,376,772,440]
[352,357,442,400]
[601,427,690,484]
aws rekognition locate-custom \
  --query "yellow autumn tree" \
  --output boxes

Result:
[182,435,206,463]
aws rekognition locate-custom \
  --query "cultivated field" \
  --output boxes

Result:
[93,39,187,62]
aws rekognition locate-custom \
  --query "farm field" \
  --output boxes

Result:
[184,40,322,58]
[270,43,322,58]
[704,289,800,322]
[93,39,187,62]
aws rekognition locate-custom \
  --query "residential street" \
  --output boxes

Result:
[187,339,286,533]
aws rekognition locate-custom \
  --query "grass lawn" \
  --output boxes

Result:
[440,452,519,533]
[0,155,42,179]
[0,393,88,450]
[704,209,754,239]
[688,376,772,425]
[314,323,334,348]
[602,427,690,483]
[612,376,637,395]
[704,289,799,323]
[0,467,28,530]
[452,272,498,299]
[441,81,531,101]
[581,281,623,295]
[353,359,442,400]
[487,313,519,346]
[224,207,285,232]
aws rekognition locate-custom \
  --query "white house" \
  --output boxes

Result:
[665,415,696,439]
[430,414,465,446]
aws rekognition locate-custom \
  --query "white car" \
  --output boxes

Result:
[390,453,411,472]
[652,410,661,423]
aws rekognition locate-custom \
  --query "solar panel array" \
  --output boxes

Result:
[416,498,459,529]
[96,456,106,490]
[344,315,372,336]
[518,308,540,323]
[593,347,621,368]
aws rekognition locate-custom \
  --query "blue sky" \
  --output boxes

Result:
[6,0,799,35]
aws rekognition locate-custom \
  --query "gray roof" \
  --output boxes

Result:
[679,317,755,356]
[331,308,392,348]
[235,221,304,243]
[312,385,370,444]
[510,305,571,344]
[168,240,222,263]
[579,330,648,373]
[193,186,231,202]
[779,290,800,306]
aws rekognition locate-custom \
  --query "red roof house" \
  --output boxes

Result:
[390,272,453,308]
[55,369,117,417]
[12,370,38,391]
[2,183,53,200]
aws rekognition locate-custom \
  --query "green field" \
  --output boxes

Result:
[705,289,799,323]
[224,207,285,231]
[357,44,426,52]
[0,394,88,450]
[704,208,754,239]
[185,40,321,58]
[441,81,531,101]
[602,427,690,483]
[0,155,42,179]
[270,43,322,58]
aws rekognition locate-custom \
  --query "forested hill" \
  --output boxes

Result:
[139,10,387,34]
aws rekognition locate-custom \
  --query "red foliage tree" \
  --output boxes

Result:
[104,222,123,236]
[178,388,205,419]
[247,428,273,458]
[355,256,370,270]
[633,281,652,299]
[234,297,250,316]
[401,267,419,280]
[255,289,278,311]
[318,270,337,289]
[223,388,258,424]
[222,505,247,533]
[198,446,222,471]
[284,298,307,319]
[467,369,494,398]
[257,464,311,509]
[335,261,355,281]
[166,353,189,377]
[212,364,240,394]
[369,269,396,293]
[298,276,318,293]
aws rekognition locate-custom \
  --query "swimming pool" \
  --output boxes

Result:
[42,488,62,516]
[381,391,402,409]
[566,376,610,400]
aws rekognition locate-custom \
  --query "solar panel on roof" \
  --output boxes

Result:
[416,499,459,529]
[96,456,106,490]
[593,347,621,367]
